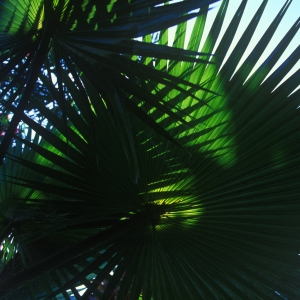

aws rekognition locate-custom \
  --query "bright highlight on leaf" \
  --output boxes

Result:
[0,0,44,33]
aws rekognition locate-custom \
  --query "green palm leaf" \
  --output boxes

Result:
[0,0,300,299]
[0,0,217,164]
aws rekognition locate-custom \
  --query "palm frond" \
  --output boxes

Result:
[0,0,218,164]
[0,0,300,299]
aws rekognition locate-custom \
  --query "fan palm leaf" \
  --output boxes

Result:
[0,0,217,163]
[0,0,300,299]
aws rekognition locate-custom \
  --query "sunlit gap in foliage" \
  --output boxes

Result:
[167,1,299,93]
[66,266,131,299]
[221,1,300,90]
[0,231,17,271]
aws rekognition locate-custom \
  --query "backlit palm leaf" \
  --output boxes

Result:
[0,0,300,299]
[0,0,217,163]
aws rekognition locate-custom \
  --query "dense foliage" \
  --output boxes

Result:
[0,0,299,299]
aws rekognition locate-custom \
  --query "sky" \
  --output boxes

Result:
[169,0,299,91]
